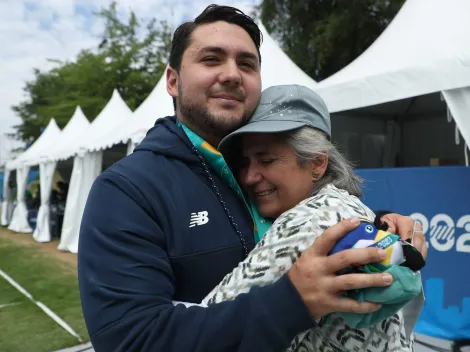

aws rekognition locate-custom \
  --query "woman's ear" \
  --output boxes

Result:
[311,155,328,180]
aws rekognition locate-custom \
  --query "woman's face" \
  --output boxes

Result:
[238,133,316,219]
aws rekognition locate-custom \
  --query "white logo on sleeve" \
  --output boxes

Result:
[189,211,209,227]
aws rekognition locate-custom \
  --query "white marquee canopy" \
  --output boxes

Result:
[314,0,470,147]
[55,89,133,161]
[43,106,91,163]
[6,119,61,170]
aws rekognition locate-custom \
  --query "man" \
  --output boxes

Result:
[78,5,427,351]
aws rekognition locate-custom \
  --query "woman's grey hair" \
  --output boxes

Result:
[284,126,363,197]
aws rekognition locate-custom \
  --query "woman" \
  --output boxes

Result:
[202,85,422,351]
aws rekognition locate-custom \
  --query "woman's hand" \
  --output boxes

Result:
[381,213,428,261]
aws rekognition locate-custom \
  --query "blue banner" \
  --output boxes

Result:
[356,166,470,340]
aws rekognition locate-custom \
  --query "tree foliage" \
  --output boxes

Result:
[258,0,405,81]
[12,2,171,143]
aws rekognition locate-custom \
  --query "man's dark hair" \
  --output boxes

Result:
[169,5,263,110]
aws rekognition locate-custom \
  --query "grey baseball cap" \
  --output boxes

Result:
[218,84,331,154]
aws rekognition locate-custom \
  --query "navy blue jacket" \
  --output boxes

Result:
[78,116,314,351]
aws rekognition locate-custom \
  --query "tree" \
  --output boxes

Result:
[12,1,171,143]
[258,0,405,81]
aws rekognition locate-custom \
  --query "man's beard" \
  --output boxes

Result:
[178,87,250,140]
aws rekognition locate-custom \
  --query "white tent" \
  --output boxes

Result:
[442,87,470,164]
[5,119,61,232]
[314,0,470,153]
[32,106,91,243]
[58,90,132,253]
[6,119,61,170]
[1,168,13,226]
[54,90,133,162]
[88,22,318,154]
[89,76,173,155]
[43,106,91,163]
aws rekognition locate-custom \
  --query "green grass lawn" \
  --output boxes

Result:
[0,232,89,352]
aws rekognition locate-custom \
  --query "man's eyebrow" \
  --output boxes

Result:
[198,46,226,55]
[198,46,259,62]
[238,51,259,62]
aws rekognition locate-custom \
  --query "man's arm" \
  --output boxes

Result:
[77,170,314,352]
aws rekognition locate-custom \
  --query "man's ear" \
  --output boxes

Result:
[167,66,178,98]
[312,154,328,178]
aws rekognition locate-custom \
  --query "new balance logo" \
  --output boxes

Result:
[189,211,209,227]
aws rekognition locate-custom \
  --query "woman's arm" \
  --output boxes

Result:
[202,185,417,352]
[203,188,376,305]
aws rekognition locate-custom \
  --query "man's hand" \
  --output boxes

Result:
[381,213,428,261]
[287,218,393,320]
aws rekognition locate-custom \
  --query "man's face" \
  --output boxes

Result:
[169,21,262,141]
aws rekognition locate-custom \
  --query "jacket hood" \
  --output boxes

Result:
[134,116,200,164]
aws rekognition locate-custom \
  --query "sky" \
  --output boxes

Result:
[0,0,260,136]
